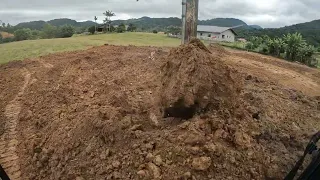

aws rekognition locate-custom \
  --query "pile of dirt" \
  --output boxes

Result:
[208,43,230,57]
[160,39,241,119]
[0,43,319,180]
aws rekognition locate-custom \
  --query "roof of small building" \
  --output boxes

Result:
[197,25,238,35]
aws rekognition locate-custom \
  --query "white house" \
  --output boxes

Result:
[197,25,237,42]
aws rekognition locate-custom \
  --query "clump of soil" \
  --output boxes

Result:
[160,39,241,119]
[208,43,230,57]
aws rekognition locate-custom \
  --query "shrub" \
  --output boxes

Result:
[14,28,32,41]
[116,24,126,33]
[58,25,75,38]
[153,30,158,34]
[245,42,254,50]
[2,37,15,43]
[88,26,96,34]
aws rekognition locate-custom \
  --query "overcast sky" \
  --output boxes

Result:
[0,0,319,28]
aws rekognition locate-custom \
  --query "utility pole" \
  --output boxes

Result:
[181,0,199,44]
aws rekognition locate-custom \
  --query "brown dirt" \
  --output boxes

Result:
[0,31,14,38]
[0,42,319,180]
[160,39,241,119]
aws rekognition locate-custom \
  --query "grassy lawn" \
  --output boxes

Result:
[0,32,180,64]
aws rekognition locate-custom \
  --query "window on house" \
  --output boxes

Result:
[200,33,203,36]
[208,34,211,37]
[222,35,225,39]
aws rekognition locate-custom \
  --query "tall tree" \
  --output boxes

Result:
[103,10,115,32]
[2,23,5,28]
[127,23,137,32]
[94,16,98,33]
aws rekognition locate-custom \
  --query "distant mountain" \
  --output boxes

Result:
[199,18,247,27]
[249,25,263,29]
[15,20,46,30]
[236,19,320,46]
[112,17,182,30]
[15,18,97,30]
[111,17,253,31]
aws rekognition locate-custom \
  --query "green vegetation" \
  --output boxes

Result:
[0,32,180,64]
[88,26,96,34]
[221,33,319,67]
[127,24,137,32]
[116,24,126,33]
[235,19,320,47]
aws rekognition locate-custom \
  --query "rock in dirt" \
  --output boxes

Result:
[149,113,159,127]
[191,156,212,171]
[130,124,143,131]
[153,155,163,166]
[183,171,192,178]
[147,162,161,178]
[234,131,253,148]
[183,133,206,146]
[112,160,121,169]
[137,170,147,176]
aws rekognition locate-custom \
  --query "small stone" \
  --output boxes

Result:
[178,121,190,129]
[130,124,143,131]
[147,162,161,178]
[149,113,159,127]
[75,177,85,180]
[85,145,92,154]
[154,155,163,166]
[89,91,95,98]
[100,152,106,160]
[137,170,147,176]
[40,154,49,164]
[145,142,155,150]
[121,116,132,129]
[204,143,216,153]
[184,133,205,146]
[106,149,111,157]
[234,131,252,148]
[146,153,154,162]
[183,171,192,178]
[36,161,43,168]
[214,129,228,140]
[189,146,201,154]
[191,157,212,171]
[112,160,121,169]
[113,171,121,179]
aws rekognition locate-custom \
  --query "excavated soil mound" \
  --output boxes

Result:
[160,39,240,119]
[0,44,319,180]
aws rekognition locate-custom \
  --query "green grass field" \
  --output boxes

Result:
[0,32,180,64]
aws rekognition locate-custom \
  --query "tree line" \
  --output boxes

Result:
[0,22,76,44]
[245,33,317,67]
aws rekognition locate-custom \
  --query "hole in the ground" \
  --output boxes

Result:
[252,112,261,120]
[163,98,198,120]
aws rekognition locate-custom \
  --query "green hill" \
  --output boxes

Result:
[11,17,320,46]
[15,18,97,30]
[199,18,247,27]
[236,19,320,46]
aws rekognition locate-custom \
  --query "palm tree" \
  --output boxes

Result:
[103,10,116,32]
[94,16,98,33]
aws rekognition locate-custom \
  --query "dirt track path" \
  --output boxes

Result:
[224,49,320,96]
[0,68,31,180]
